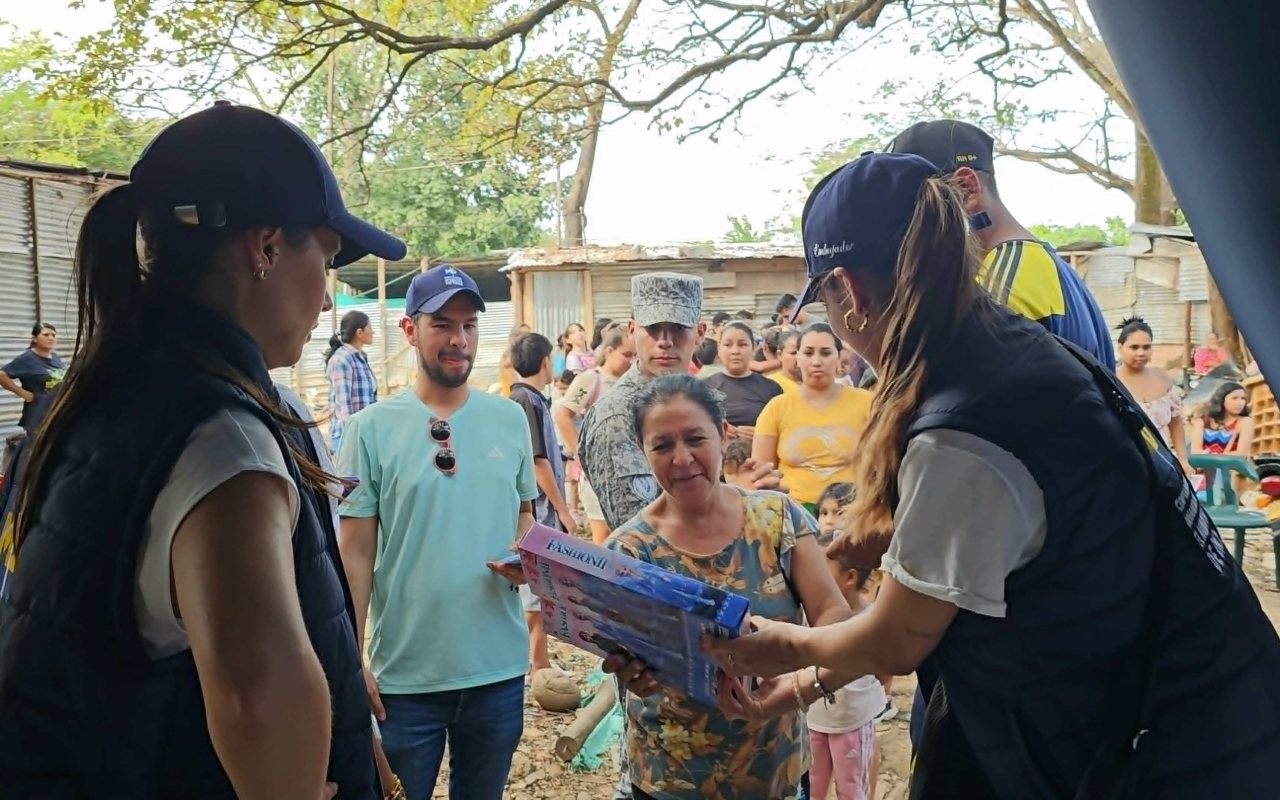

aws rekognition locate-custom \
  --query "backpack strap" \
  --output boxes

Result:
[1054,338,1176,798]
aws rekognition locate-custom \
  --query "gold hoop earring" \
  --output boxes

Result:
[843,307,868,334]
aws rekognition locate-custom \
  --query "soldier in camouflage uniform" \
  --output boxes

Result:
[579,273,707,530]
[579,272,785,800]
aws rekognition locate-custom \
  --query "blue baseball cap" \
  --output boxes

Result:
[130,101,406,267]
[792,151,938,323]
[405,264,486,317]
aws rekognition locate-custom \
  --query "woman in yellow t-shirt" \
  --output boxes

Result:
[753,323,873,510]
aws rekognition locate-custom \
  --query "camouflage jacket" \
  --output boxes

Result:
[578,364,660,531]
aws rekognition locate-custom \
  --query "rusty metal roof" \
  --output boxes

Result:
[501,241,804,272]
[0,158,128,183]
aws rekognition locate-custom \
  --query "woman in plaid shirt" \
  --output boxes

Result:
[325,310,378,456]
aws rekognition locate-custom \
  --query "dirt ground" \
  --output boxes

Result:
[431,530,1280,800]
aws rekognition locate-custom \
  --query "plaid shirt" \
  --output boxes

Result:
[326,343,377,455]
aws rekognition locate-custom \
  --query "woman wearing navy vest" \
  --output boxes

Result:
[0,103,407,798]
[703,152,1280,798]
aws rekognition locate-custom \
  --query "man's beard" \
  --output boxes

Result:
[421,353,473,389]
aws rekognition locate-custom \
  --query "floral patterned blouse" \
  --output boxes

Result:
[606,488,816,800]
[1138,381,1183,447]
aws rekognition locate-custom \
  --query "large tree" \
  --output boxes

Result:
[265,32,573,257]
[21,4,577,259]
[847,0,1173,225]
[53,0,896,247]
[788,0,1238,360]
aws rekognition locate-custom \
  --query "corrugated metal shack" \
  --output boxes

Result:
[1060,224,1210,370]
[501,242,809,334]
[0,160,124,436]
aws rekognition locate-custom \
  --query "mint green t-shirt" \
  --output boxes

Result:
[337,388,537,693]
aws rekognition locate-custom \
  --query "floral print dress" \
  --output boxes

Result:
[606,488,817,800]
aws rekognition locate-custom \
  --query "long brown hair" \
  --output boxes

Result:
[12,183,335,561]
[832,176,987,543]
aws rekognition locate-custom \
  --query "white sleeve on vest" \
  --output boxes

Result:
[135,407,300,659]
[882,428,1047,618]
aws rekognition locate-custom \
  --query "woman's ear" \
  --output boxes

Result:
[832,267,875,319]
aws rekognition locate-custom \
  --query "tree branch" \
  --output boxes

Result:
[996,145,1133,194]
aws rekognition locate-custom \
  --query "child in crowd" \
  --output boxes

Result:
[809,482,888,800]
[551,368,575,403]
[722,438,752,482]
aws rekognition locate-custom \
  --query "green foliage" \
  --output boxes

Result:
[802,134,884,190]
[276,32,574,258]
[0,25,161,171]
[722,214,794,243]
[24,3,580,259]
[1027,217,1130,248]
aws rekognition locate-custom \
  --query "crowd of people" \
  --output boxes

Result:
[0,101,1278,800]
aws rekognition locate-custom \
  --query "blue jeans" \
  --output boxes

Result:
[379,676,524,800]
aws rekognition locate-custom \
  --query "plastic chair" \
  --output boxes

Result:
[1188,453,1276,579]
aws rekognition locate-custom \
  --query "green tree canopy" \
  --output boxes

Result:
[0,24,160,171]
[276,33,574,257]
[1028,218,1130,249]
[3,10,572,259]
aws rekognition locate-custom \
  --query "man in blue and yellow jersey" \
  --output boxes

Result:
[889,119,1116,369]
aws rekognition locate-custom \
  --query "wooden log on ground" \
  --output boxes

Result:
[554,679,618,762]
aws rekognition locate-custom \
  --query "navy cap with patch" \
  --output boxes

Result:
[791,152,938,322]
[130,101,406,267]
[405,264,486,317]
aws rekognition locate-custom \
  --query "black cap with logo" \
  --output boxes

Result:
[886,120,996,175]
[130,101,406,267]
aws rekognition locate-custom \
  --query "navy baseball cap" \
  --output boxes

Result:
[886,120,995,175]
[130,101,406,267]
[405,264,486,317]
[792,152,938,322]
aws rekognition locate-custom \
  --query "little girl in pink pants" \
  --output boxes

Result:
[807,485,887,800]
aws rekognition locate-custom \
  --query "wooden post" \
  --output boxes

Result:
[420,256,430,274]
[582,269,594,327]
[554,679,617,762]
[522,272,536,329]
[377,258,388,395]
[509,271,524,327]
[1183,301,1193,389]
[28,179,42,321]
[327,269,339,330]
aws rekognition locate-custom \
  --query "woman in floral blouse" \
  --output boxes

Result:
[605,374,850,800]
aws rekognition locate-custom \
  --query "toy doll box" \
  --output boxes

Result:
[517,523,750,707]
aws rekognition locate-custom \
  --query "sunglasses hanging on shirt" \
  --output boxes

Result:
[429,418,457,476]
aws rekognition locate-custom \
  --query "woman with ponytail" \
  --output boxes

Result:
[702,152,1280,798]
[0,103,408,799]
[324,309,377,456]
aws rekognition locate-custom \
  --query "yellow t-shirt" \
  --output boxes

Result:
[765,371,799,395]
[755,386,873,505]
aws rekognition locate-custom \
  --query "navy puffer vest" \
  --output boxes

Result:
[0,297,377,798]
[908,303,1280,798]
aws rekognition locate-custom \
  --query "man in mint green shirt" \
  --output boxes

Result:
[337,264,537,800]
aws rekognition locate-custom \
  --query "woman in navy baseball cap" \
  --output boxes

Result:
[0,103,405,798]
[704,152,1280,798]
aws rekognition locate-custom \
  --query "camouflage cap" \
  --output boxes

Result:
[631,272,703,328]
